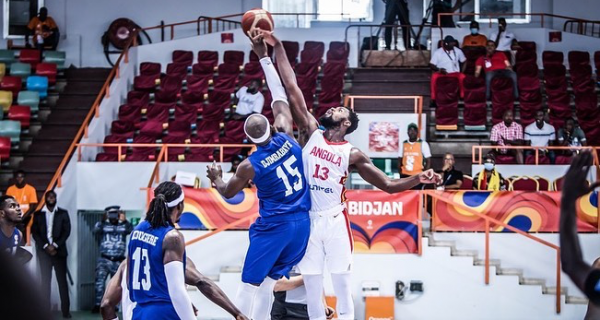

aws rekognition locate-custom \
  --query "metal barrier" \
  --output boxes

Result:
[471,145,600,166]
[564,19,600,38]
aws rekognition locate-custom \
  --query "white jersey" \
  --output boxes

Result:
[121,271,136,320]
[302,130,354,215]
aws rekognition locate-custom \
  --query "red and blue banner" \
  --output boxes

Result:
[179,188,422,254]
[432,191,599,232]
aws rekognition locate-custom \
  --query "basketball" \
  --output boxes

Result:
[242,8,274,36]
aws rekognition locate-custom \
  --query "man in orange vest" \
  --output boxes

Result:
[398,123,431,178]
[6,170,38,239]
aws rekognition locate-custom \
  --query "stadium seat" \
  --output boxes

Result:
[0,120,21,143]
[326,41,350,63]
[118,104,142,123]
[262,91,274,123]
[574,86,598,113]
[518,41,536,52]
[570,65,593,88]
[146,102,173,123]
[1,76,22,97]
[154,89,178,104]
[533,176,550,191]
[0,136,11,161]
[524,154,550,164]
[102,134,130,155]
[139,62,161,75]
[127,91,150,107]
[196,119,220,144]
[434,76,460,130]
[8,105,31,128]
[555,155,573,165]
[17,91,40,113]
[0,63,5,80]
[213,63,240,92]
[462,47,486,75]
[460,175,473,190]
[595,51,600,79]
[239,62,264,87]
[490,77,515,124]
[162,135,187,161]
[317,74,344,115]
[282,41,300,67]
[553,176,565,191]
[322,61,346,80]
[19,49,41,69]
[134,62,162,92]
[166,62,189,81]
[249,46,273,61]
[208,90,231,112]
[110,120,135,138]
[568,51,590,69]
[9,62,31,79]
[0,90,13,113]
[43,51,66,69]
[223,51,244,68]
[542,51,564,67]
[0,50,16,65]
[517,77,542,126]
[167,120,192,139]
[159,74,183,95]
[172,50,194,66]
[495,154,516,164]
[185,74,210,95]
[197,51,218,68]
[175,102,199,124]
[192,62,215,77]
[301,41,325,65]
[36,62,58,85]
[180,90,204,112]
[510,176,539,191]
[127,134,158,161]
[26,75,48,99]
[462,76,486,130]
[515,50,536,68]
[139,120,165,139]
[222,120,246,143]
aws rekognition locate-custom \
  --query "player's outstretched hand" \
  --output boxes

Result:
[562,152,600,204]
[256,28,278,46]
[206,161,223,182]
[418,169,442,185]
[248,29,268,58]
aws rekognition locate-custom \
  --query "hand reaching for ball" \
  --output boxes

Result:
[248,29,268,58]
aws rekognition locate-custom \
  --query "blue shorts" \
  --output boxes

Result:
[133,302,179,320]
[242,213,310,284]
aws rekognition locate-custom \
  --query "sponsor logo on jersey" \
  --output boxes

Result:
[260,140,293,168]
[131,230,159,246]
[309,184,334,194]
[308,146,342,166]
[346,201,403,216]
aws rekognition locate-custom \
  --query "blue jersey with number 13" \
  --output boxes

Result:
[248,132,311,218]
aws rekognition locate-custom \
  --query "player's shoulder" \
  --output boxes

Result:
[163,229,185,248]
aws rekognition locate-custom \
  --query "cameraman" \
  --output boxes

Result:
[91,206,132,313]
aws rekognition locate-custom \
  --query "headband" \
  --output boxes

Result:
[244,114,270,144]
[166,190,185,208]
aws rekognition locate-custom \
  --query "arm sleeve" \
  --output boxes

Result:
[235,87,246,99]
[422,141,432,158]
[165,261,196,320]
[457,49,466,63]
[253,93,265,114]
[260,57,288,107]
[430,50,439,65]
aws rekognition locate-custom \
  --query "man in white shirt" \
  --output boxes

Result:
[232,79,264,120]
[430,35,466,102]
[490,17,519,52]
[524,110,556,164]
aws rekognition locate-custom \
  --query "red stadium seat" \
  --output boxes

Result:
[133,75,158,92]
[542,51,564,67]
[490,77,515,124]
[180,90,204,114]
[192,62,215,76]
[553,176,565,191]
[462,47,486,75]
[208,90,231,112]
[139,120,165,139]
[300,41,325,65]
[518,41,536,52]
[515,50,537,67]
[239,62,264,87]
[35,63,57,85]
[19,49,41,69]
[533,176,550,191]
[574,86,598,113]
[196,120,220,144]
[213,63,240,92]
[322,61,346,80]
[172,50,193,66]
[189,135,216,159]
[326,41,349,63]
[525,154,550,165]
[555,156,573,165]
[515,62,538,79]
[167,120,192,139]
[222,120,246,143]
[282,41,300,66]
[223,51,244,68]
[159,74,183,95]
[262,91,274,123]
[510,176,539,191]
[495,154,516,164]
[110,120,135,138]
[128,133,157,160]
[127,91,150,107]
[175,103,199,124]
[0,76,22,96]
[197,51,218,68]
[8,105,30,128]
[139,62,161,76]
[185,74,210,95]
[462,76,487,129]
[249,46,273,61]
[146,102,172,123]
[154,90,178,104]
[166,62,189,81]
[517,76,542,126]
[118,104,142,123]
[568,51,590,69]
[434,76,460,130]
[162,135,187,161]
[102,134,129,155]
[460,175,473,190]
[0,137,10,161]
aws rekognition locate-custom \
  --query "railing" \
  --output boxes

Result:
[471,145,600,165]
[424,190,563,314]
[564,19,600,38]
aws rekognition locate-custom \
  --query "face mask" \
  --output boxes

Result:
[470,28,479,35]
[484,163,494,171]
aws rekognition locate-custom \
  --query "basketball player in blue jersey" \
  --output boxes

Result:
[206,32,311,320]
[0,195,31,264]
[127,181,196,320]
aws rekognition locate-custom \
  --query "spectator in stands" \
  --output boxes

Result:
[398,123,431,178]
[26,7,59,50]
[383,0,412,50]
[490,109,525,164]
[232,80,264,120]
[558,118,587,150]
[91,206,132,313]
[6,170,38,238]
[430,35,466,102]
[475,40,518,100]
[437,153,463,189]
[31,190,71,318]
[524,110,556,164]
[272,274,335,320]
[222,155,244,183]
[462,21,488,48]
[473,153,506,191]
[489,17,519,52]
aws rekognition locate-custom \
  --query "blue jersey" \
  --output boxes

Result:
[0,228,21,255]
[248,132,311,218]
[127,220,186,308]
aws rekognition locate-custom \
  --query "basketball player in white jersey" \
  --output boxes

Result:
[100,259,247,320]
[253,30,442,320]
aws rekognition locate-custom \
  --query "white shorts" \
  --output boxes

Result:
[297,209,354,275]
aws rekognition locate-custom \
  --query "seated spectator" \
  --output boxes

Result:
[462,21,488,48]
[430,35,466,102]
[473,154,507,191]
[437,153,463,189]
[489,17,519,52]
[5,170,38,239]
[26,7,59,50]
[272,274,335,319]
[398,123,431,178]
[232,80,264,120]
[558,118,587,155]
[475,40,518,100]
[524,110,556,164]
[490,109,525,164]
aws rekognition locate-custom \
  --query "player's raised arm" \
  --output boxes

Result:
[163,230,196,320]
[261,30,319,143]
[249,30,294,138]
[350,148,442,193]
[100,261,126,320]
[207,159,254,199]
[185,258,249,320]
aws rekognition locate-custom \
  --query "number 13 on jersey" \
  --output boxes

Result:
[276,155,302,196]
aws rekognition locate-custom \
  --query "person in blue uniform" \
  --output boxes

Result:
[206,32,311,320]
[0,195,32,265]
[127,181,195,320]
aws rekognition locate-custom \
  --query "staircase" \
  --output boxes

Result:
[0,67,110,199]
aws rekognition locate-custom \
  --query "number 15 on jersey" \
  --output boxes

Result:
[276,155,302,197]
